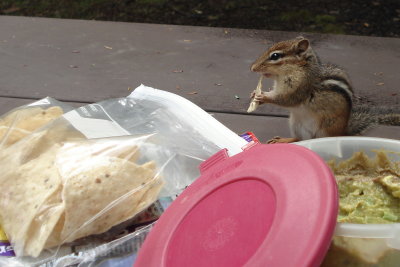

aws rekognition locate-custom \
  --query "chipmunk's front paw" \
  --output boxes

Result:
[250,90,270,104]
[267,136,299,144]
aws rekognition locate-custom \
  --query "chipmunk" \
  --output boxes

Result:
[250,36,400,143]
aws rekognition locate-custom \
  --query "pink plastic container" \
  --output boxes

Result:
[135,143,338,267]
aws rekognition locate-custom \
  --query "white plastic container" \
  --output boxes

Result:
[297,137,400,266]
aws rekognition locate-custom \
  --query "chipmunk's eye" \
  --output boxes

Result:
[269,53,283,61]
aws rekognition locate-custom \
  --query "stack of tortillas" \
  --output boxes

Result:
[0,134,162,257]
[247,76,263,113]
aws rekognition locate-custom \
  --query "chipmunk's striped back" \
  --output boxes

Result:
[321,64,354,109]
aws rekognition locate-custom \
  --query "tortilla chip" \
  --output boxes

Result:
[133,175,164,215]
[0,145,62,255]
[247,75,263,113]
[55,139,141,178]
[0,106,64,147]
[0,121,84,169]
[60,157,159,243]
[43,214,65,250]
[23,190,64,257]
[16,106,63,132]
[0,126,30,147]
[0,121,85,166]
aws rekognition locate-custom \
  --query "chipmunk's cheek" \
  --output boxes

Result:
[263,73,272,78]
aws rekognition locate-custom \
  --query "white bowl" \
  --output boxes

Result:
[296,137,400,266]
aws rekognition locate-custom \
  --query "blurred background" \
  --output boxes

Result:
[0,0,399,37]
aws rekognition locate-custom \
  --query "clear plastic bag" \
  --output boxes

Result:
[0,85,247,266]
[61,84,246,197]
[0,132,169,259]
[49,222,155,267]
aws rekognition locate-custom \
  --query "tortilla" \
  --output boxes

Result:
[0,120,86,166]
[55,138,140,178]
[0,106,64,147]
[43,214,65,250]
[0,145,62,256]
[60,158,158,243]
[133,168,164,215]
[24,190,64,257]
[0,122,84,171]
[0,127,29,147]
[247,76,263,113]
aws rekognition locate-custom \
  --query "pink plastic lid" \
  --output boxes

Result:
[135,144,338,267]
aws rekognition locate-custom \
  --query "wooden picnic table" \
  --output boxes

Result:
[1,15,399,141]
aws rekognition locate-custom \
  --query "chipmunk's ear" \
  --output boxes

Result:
[294,37,309,54]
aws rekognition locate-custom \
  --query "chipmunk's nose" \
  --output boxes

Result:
[250,63,259,72]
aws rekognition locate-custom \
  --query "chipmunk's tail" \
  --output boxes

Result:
[377,114,400,126]
[347,105,400,135]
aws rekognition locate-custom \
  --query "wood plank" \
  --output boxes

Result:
[363,125,400,140]
[213,113,400,142]
[0,98,36,114]
[212,113,290,142]
[0,16,399,116]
